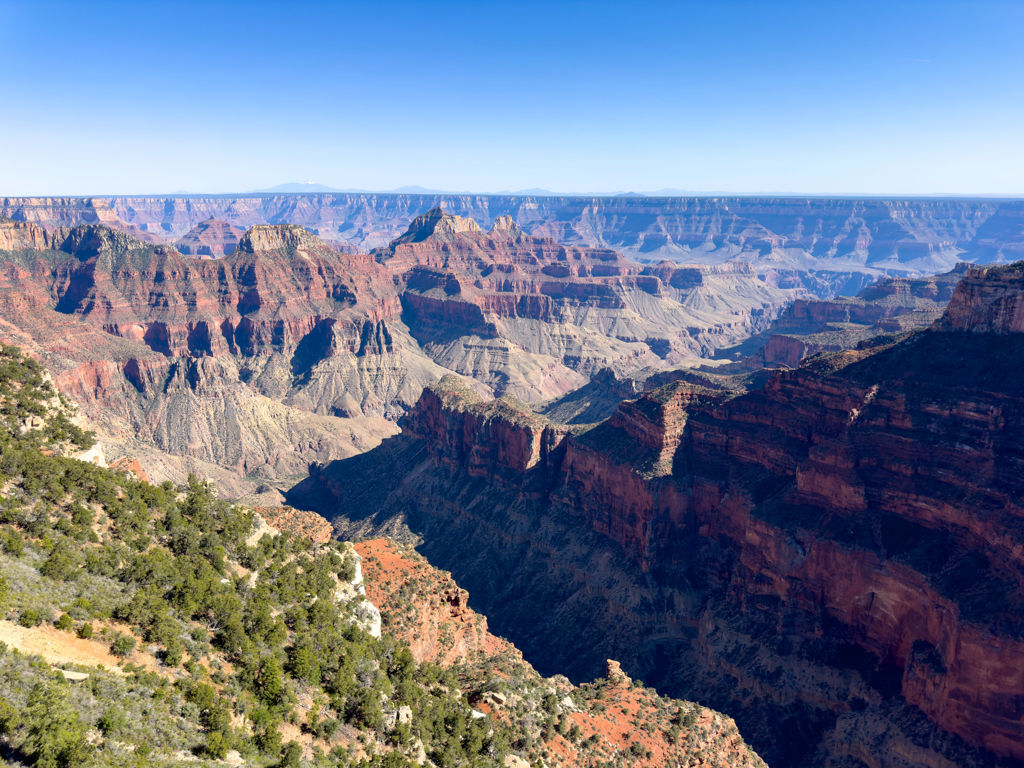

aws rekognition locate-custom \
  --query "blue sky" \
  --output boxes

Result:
[1,0,1022,196]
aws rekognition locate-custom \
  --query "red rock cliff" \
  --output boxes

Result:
[934,263,1024,333]
[342,262,1024,765]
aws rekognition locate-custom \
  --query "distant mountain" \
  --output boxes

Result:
[645,187,704,196]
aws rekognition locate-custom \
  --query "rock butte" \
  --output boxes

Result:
[4,195,1024,292]
[291,262,1024,767]
[0,209,801,490]
[173,217,246,257]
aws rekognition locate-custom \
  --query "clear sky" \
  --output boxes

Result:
[1,0,1022,196]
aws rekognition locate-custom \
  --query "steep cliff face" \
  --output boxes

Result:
[294,262,1024,767]
[379,209,801,393]
[0,218,412,482]
[402,376,572,494]
[356,538,768,768]
[734,264,970,370]
[0,211,798,491]
[6,195,1022,295]
[934,263,1024,332]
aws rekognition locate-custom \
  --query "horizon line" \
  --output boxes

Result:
[4,191,1024,201]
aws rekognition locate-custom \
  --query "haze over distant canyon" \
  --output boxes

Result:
[4,194,1023,292]
[2,191,1023,768]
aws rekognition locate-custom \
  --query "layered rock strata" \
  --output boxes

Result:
[173,217,246,256]
[733,264,971,369]
[6,195,1024,293]
[293,262,1024,767]
[0,210,798,489]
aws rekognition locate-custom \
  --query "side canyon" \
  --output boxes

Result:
[292,263,1024,768]
[5,194,1024,294]
[0,210,799,493]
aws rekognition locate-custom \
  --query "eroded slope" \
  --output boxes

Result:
[292,262,1024,768]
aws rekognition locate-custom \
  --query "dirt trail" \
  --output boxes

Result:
[0,620,159,673]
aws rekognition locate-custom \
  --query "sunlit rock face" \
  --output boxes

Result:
[0,210,798,489]
[6,194,1024,294]
[294,262,1024,768]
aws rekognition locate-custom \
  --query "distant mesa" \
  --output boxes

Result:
[387,208,525,247]
[6,194,1024,284]
[489,213,524,237]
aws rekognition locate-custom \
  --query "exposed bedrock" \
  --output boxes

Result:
[6,195,1023,289]
[0,211,799,486]
[293,262,1024,768]
[732,264,972,371]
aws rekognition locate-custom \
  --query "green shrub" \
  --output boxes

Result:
[205,730,229,759]
[164,637,184,667]
[55,613,73,632]
[24,679,90,768]
[38,548,80,581]
[76,622,93,639]
[0,695,19,734]
[110,634,137,657]
[279,741,303,768]
[97,707,126,736]
[542,692,558,714]
[1,528,24,556]
[19,608,42,627]
[339,552,357,582]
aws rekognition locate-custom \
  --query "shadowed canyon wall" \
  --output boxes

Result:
[292,263,1024,768]
[0,210,800,492]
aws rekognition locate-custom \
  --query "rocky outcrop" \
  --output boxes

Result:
[735,264,971,370]
[934,262,1024,333]
[252,506,333,544]
[107,456,150,483]
[356,537,525,666]
[0,221,408,484]
[5,196,1022,290]
[380,209,801,388]
[402,376,571,494]
[294,263,1024,767]
[604,660,630,684]
[174,218,245,257]
[359,537,767,768]
[391,207,483,244]
[0,211,799,492]
[0,217,62,251]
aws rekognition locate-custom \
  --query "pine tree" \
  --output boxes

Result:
[24,679,90,768]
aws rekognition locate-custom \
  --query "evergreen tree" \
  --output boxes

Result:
[23,679,90,768]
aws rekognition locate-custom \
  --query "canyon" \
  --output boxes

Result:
[4,195,1024,296]
[291,262,1024,768]
[0,209,799,493]
[3,194,1021,767]
[727,264,970,370]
